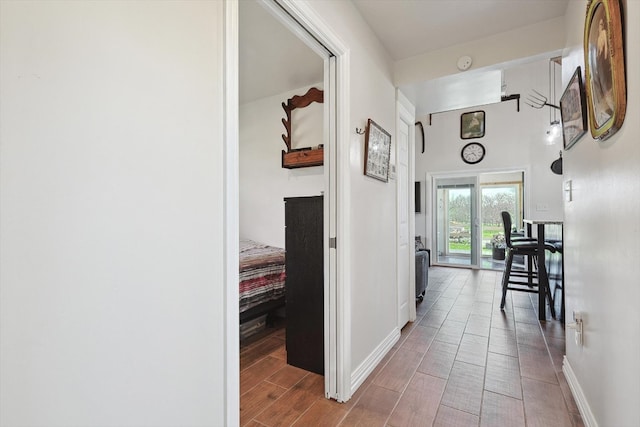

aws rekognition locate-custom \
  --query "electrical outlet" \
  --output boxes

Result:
[568,311,583,346]
[389,163,396,180]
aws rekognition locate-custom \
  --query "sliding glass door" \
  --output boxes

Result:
[435,177,479,267]
[432,171,525,270]
[479,172,524,270]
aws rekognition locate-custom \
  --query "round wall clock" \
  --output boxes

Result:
[461,142,485,164]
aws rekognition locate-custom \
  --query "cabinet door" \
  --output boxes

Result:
[284,196,324,375]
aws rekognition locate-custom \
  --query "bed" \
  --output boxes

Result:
[239,239,286,323]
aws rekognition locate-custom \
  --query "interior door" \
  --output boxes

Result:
[396,104,412,328]
[434,176,479,267]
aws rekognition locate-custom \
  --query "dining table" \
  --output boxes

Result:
[523,219,563,321]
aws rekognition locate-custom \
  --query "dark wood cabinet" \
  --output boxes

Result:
[284,196,324,375]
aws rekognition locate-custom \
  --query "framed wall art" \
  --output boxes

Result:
[584,0,626,141]
[559,66,588,150]
[363,119,392,182]
[460,111,485,139]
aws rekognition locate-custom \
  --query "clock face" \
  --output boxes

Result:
[461,142,485,164]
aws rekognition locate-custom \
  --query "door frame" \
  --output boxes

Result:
[223,2,239,424]
[271,0,351,403]
[396,92,416,325]
[427,168,530,271]
[432,174,480,268]
[225,0,353,410]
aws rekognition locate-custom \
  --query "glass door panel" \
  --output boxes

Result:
[435,177,478,267]
[479,172,524,270]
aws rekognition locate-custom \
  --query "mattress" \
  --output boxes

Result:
[239,239,286,314]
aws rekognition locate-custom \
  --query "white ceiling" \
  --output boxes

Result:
[239,0,570,109]
[352,0,570,61]
[239,1,323,105]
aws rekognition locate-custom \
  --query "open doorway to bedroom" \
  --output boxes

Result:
[237,0,340,405]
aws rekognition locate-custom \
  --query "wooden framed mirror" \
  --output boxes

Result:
[281,87,324,169]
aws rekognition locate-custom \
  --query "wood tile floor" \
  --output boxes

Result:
[240,266,584,426]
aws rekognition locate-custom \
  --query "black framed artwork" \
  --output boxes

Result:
[363,119,392,182]
[559,66,588,150]
[460,111,485,139]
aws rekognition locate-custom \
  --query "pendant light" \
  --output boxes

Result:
[525,57,562,145]
[544,57,562,145]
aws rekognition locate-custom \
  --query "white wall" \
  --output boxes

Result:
[562,1,640,426]
[0,1,231,425]
[240,84,324,248]
[347,53,399,370]
[414,58,564,247]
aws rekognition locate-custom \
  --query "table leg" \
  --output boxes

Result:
[560,226,565,323]
[526,223,534,286]
[537,224,546,320]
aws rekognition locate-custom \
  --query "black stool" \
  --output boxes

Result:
[548,240,564,322]
[499,211,557,318]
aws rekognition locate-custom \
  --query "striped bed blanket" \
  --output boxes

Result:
[239,239,286,314]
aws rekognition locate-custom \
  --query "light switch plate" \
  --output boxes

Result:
[564,180,572,202]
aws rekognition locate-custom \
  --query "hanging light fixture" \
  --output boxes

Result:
[545,121,562,145]
[544,57,562,145]
[525,57,562,145]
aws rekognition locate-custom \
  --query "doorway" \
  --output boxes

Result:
[434,176,479,267]
[431,171,525,270]
[237,0,347,402]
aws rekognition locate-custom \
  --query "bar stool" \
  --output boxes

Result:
[549,240,564,322]
[499,211,557,317]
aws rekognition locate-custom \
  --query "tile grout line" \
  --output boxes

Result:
[382,268,460,427]
[240,267,578,426]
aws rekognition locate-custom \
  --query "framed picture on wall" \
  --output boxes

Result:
[460,110,485,139]
[559,66,588,150]
[583,0,626,141]
[364,119,392,182]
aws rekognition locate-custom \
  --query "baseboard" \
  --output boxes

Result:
[563,356,598,427]
[350,327,400,396]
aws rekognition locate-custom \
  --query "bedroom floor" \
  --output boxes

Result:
[239,266,583,426]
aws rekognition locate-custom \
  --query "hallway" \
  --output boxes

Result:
[240,266,583,426]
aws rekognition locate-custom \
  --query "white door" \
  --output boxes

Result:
[396,98,415,327]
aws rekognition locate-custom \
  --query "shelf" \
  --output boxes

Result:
[282,147,324,169]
